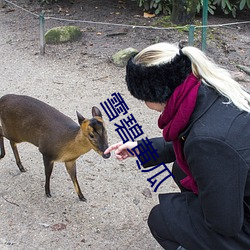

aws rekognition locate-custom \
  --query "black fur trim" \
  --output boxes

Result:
[125,53,192,103]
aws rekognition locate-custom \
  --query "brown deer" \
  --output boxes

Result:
[0,94,110,201]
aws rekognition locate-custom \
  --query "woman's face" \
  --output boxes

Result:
[145,102,166,112]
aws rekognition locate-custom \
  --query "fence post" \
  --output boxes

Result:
[39,11,45,55]
[202,0,208,51]
[188,25,195,46]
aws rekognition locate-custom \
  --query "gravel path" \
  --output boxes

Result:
[0,4,178,250]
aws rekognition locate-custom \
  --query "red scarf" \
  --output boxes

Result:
[158,73,200,194]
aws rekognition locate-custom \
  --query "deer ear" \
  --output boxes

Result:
[92,106,102,118]
[76,111,85,125]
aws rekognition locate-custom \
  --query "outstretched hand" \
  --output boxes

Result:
[104,141,138,160]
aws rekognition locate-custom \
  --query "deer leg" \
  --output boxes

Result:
[10,141,25,172]
[65,161,86,202]
[43,155,54,198]
[0,127,5,159]
[0,137,5,159]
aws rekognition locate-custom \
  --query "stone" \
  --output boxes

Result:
[141,187,152,198]
[231,71,247,82]
[112,47,138,67]
[45,26,82,44]
[0,0,6,8]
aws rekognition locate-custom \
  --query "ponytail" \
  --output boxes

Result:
[182,46,250,112]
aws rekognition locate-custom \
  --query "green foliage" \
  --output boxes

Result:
[197,0,216,15]
[205,0,250,18]
[239,0,250,9]
[135,0,172,15]
[213,0,237,17]
[135,0,250,18]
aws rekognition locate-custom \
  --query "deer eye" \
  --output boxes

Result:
[89,133,94,139]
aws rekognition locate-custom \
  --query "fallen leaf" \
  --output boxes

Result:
[142,187,152,198]
[143,12,155,18]
[51,223,67,231]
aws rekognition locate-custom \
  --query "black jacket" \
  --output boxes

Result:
[140,84,250,249]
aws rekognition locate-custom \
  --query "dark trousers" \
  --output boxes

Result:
[148,162,188,250]
[148,162,250,250]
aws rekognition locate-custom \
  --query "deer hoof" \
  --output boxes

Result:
[79,196,87,202]
[46,193,52,198]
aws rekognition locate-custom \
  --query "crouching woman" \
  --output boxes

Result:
[105,42,250,249]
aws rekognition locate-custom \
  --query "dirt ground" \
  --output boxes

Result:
[0,0,249,249]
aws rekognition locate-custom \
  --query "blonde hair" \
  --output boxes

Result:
[134,42,250,113]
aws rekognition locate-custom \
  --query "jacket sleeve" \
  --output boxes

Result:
[137,137,176,168]
[185,136,248,237]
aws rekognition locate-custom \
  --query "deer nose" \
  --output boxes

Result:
[103,152,111,159]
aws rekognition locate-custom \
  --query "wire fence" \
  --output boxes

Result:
[3,0,250,55]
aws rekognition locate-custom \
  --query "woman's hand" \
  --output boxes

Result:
[104,141,138,160]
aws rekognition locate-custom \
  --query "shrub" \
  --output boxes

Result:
[135,0,172,15]
[135,0,250,17]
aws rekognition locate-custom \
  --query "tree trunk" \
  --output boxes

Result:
[171,0,198,25]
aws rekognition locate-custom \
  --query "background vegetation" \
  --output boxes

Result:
[38,0,250,19]
[136,0,250,17]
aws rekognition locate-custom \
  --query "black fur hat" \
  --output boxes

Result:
[125,52,192,103]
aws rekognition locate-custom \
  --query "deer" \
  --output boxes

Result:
[0,94,111,201]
